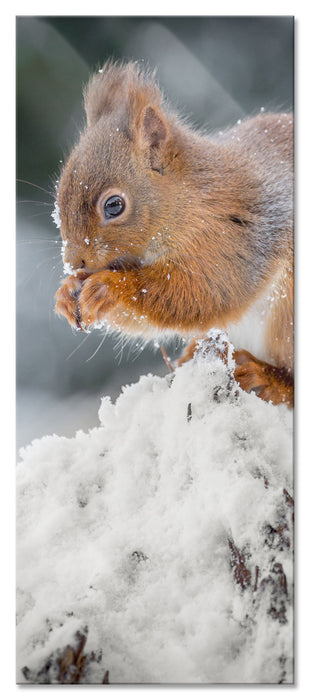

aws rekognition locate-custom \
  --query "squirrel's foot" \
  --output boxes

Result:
[77,272,119,328]
[234,349,293,407]
[55,271,90,329]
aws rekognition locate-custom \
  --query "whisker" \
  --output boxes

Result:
[113,329,140,365]
[17,238,61,244]
[16,178,54,198]
[131,338,147,362]
[22,212,56,221]
[19,253,62,286]
[115,333,125,364]
[125,334,141,362]
[86,334,106,363]
[17,200,53,206]
[86,326,110,362]
[40,258,63,296]
[17,245,62,259]
[65,332,91,361]
[17,244,62,251]
[113,331,125,362]
[126,335,139,362]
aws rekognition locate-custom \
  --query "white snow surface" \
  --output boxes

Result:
[16,334,293,684]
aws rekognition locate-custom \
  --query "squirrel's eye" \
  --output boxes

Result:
[104,195,125,219]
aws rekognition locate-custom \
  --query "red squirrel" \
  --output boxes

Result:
[54,61,293,407]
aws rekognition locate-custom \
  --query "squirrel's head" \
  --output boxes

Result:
[57,61,187,275]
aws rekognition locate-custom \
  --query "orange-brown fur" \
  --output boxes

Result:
[55,61,294,407]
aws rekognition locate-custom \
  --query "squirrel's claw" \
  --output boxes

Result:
[55,271,89,329]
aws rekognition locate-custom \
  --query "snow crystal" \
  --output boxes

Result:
[51,202,61,229]
[61,240,67,258]
[16,338,293,684]
[63,261,75,277]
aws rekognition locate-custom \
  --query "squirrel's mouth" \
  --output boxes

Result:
[105,255,144,272]
[105,246,164,272]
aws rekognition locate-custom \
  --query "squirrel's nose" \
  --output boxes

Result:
[63,244,86,271]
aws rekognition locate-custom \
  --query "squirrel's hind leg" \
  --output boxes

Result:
[234,349,294,408]
[178,340,293,408]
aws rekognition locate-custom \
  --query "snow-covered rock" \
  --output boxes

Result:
[16,334,293,684]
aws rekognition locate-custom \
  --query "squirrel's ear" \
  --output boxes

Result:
[140,105,169,173]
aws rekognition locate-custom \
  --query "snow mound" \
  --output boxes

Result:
[16,333,293,684]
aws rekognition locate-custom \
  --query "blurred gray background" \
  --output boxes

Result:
[16,15,294,448]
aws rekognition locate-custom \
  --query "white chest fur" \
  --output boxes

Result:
[224,276,284,364]
[225,296,271,363]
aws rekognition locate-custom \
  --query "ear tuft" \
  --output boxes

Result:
[84,62,127,127]
[83,61,162,130]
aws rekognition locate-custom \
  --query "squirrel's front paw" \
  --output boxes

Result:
[77,272,119,328]
[55,271,89,328]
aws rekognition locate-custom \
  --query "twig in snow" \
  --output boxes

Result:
[161,345,174,372]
